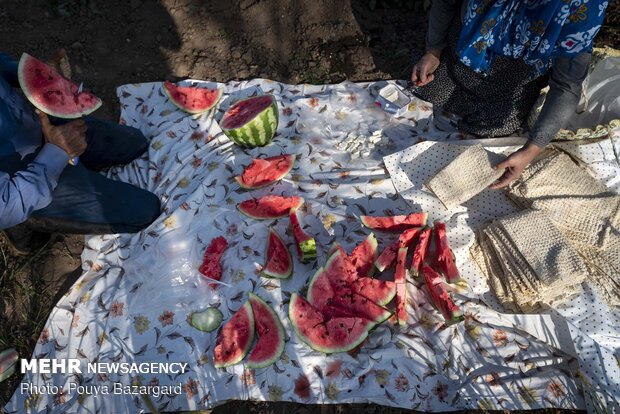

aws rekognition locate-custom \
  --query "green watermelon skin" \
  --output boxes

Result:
[221,95,279,148]
[247,293,286,369]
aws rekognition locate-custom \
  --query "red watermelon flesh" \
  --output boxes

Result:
[433,221,461,283]
[375,227,422,272]
[348,277,396,306]
[422,266,464,325]
[221,95,275,129]
[395,247,409,326]
[360,213,428,232]
[199,236,229,288]
[289,207,317,263]
[247,293,285,368]
[321,249,358,288]
[238,195,303,219]
[213,302,255,368]
[349,233,378,277]
[235,154,296,190]
[18,53,101,118]
[163,81,221,114]
[262,227,293,279]
[289,293,370,354]
[410,227,432,277]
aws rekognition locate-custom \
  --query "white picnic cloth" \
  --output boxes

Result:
[6,78,618,414]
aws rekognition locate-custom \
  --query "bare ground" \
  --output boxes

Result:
[1,0,618,412]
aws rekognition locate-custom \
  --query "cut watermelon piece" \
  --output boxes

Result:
[262,227,293,279]
[375,227,422,272]
[213,302,255,368]
[188,307,223,332]
[348,277,396,306]
[247,293,285,369]
[199,236,229,287]
[422,266,464,325]
[235,154,296,190]
[163,81,221,114]
[410,227,432,278]
[395,247,409,326]
[238,195,303,219]
[289,293,370,354]
[221,95,279,147]
[360,213,428,232]
[433,221,461,283]
[327,242,346,259]
[320,249,358,288]
[349,233,378,277]
[290,208,317,263]
[18,53,101,118]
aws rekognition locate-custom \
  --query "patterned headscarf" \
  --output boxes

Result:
[457,0,609,78]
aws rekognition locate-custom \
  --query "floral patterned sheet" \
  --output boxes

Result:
[6,79,615,413]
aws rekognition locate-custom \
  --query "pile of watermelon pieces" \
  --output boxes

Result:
[289,214,465,354]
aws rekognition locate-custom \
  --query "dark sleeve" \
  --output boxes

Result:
[426,0,460,52]
[0,52,19,87]
[528,52,591,148]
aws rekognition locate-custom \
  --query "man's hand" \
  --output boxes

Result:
[411,50,441,87]
[490,143,544,189]
[37,110,87,158]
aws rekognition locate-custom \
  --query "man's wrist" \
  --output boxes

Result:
[425,48,442,59]
[522,142,545,156]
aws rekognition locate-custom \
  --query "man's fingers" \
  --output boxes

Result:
[411,65,419,83]
[493,160,510,171]
[490,173,514,189]
[36,110,52,131]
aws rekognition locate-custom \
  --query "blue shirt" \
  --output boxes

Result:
[0,53,69,229]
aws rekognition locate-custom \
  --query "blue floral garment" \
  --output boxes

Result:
[457,0,608,78]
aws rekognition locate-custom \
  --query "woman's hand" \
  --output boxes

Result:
[490,143,544,189]
[411,50,441,87]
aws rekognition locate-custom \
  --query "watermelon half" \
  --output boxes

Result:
[422,266,464,325]
[247,293,285,369]
[433,221,461,283]
[235,154,296,190]
[163,81,222,114]
[290,207,317,263]
[213,302,255,368]
[199,236,229,287]
[349,233,378,277]
[262,227,293,279]
[18,53,102,118]
[289,293,371,354]
[360,213,428,232]
[238,195,303,219]
[221,95,279,147]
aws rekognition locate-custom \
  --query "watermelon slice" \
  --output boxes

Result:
[199,236,229,287]
[289,293,371,354]
[422,266,464,325]
[188,307,223,332]
[163,81,222,114]
[375,227,422,272]
[349,233,378,277]
[360,213,428,232]
[247,293,285,368]
[238,195,303,219]
[395,247,409,326]
[410,226,432,278]
[327,242,346,259]
[433,221,461,283]
[290,208,317,263]
[348,277,396,306]
[18,53,101,118]
[262,227,293,279]
[213,302,255,368]
[319,249,358,288]
[221,95,279,148]
[235,154,296,190]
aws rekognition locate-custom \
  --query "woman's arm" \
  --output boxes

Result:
[528,52,591,148]
[490,53,591,189]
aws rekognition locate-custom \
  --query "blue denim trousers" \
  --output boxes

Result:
[0,117,160,234]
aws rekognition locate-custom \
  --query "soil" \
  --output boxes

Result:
[0,0,618,412]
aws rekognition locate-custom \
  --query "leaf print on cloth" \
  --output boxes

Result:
[268,385,283,401]
[374,369,390,386]
[182,378,200,399]
[394,373,410,392]
[325,382,340,401]
[133,316,150,334]
[294,374,311,401]
[158,310,175,327]
[492,329,509,346]
[432,381,448,401]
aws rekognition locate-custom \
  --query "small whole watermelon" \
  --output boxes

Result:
[220,95,279,148]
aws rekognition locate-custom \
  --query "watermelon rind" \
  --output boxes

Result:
[299,238,318,263]
[163,81,222,114]
[235,154,297,190]
[422,266,464,326]
[289,293,370,354]
[188,307,223,332]
[237,196,304,220]
[290,207,317,263]
[213,302,255,368]
[247,293,286,369]
[0,348,18,383]
[262,227,293,279]
[360,213,429,232]
[221,95,279,148]
[18,53,102,119]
